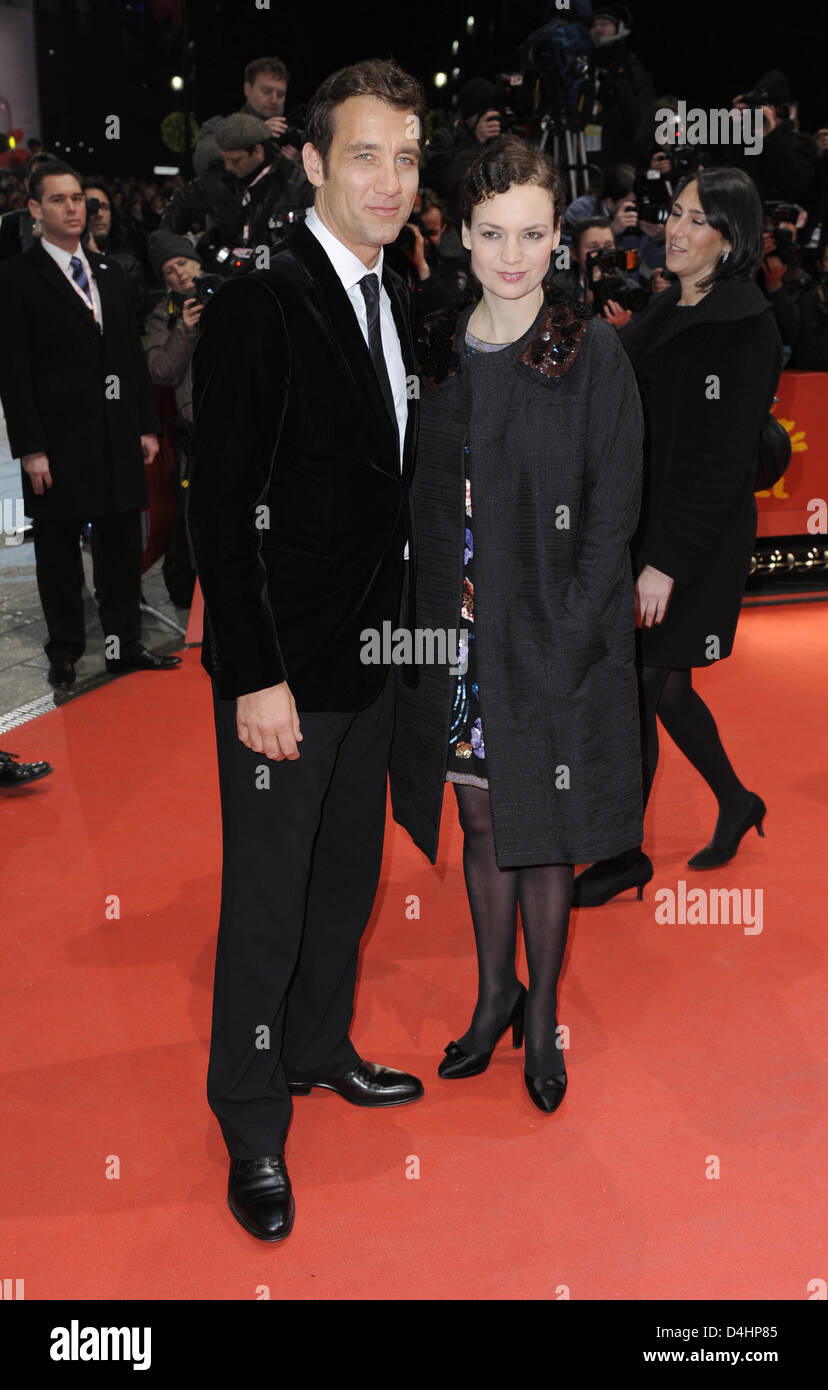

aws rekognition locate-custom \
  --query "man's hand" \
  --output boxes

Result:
[635,564,674,627]
[639,218,665,242]
[264,115,289,139]
[22,451,52,494]
[603,298,633,328]
[610,201,638,236]
[474,110,501,143]
[404,223,430,279]
[237,681,303,761]
[650,266,671,295]
[761,252,786,293]
[280,144,300,163]
[181,296,204,332]
[141,434,159,466]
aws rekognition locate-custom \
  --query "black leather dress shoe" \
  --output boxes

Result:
[105,644,181,673]
[0,749,53,786]
[227,1154,294,1242]
[47,660,76,690]
[524,1071,568,1114]
[287,1059,424,1107]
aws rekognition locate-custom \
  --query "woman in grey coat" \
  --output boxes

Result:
[390,137,645,1113]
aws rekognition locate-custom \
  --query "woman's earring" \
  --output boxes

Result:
[721,250,730,262]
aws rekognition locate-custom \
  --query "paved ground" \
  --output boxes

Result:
[0,410,190,733]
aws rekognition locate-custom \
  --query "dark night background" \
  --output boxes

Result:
[31,0,828,174]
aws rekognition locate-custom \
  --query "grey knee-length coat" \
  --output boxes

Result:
[389,287,646,868]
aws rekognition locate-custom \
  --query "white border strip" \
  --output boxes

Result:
[0,693,57,735]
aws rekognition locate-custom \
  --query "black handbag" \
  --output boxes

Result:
[755,404,792,491]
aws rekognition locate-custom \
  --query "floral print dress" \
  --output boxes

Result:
[445,328,510,790]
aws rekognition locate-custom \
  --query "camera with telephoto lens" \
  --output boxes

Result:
[634,171,671,224]
[191,272,225,304]
[396,211,427,256]
[764,201,801,267]
[586,247,648,314]
[741,87,790,121]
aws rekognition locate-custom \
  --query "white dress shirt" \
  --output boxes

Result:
[304,205,408,474]
[40,235,103,327]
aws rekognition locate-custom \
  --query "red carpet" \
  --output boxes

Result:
[1,604,825,1300]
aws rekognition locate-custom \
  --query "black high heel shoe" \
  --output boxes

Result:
[438,984,527,1079]
[687,793,766,869]
[571,848,653,908]
[524,1070,568,1114]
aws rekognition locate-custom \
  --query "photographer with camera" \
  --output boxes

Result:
[193,55,304,176]
[386,189,473,314]
[586,5,656,171]
[160,113,313,271]
[423,78,503,228]
[729,70,817,209]
[551,215,648,327]
[757,205,805,362]
[82,176,147,325]
[144,231,205,607]
[561,162,665,280]
[789,239,828,369]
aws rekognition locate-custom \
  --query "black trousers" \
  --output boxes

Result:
[206,670,396,1158]
[32,510,143,662]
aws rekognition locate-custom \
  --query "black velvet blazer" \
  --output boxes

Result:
[187,219,418,708]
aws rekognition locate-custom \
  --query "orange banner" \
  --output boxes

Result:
[756,372,828,538]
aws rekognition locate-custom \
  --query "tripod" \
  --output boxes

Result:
[536,112,595,203]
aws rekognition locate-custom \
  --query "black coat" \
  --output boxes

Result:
[389,288,645,868]
[187,218,418,709]
[161,153,312,249]
[0,241,159,521]
[620,277,783,668]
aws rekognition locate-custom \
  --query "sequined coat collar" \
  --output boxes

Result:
[414,283,592,389]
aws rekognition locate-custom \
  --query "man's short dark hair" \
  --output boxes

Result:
[572,215,613,253]
[244,55,289,87]
[305,57,427,178]
[421,188,449,223]
[674,166,763,290]
[82,174,111,198]
[29,160,81,203]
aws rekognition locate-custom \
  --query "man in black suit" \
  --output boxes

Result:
[0,162,181,689]
[187,57,426,1242]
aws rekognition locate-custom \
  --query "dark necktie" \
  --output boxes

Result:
[69,255,94,312]
[359,272,399,449]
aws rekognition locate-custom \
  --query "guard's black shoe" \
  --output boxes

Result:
[47,660,75,690]
[105,644,181,673]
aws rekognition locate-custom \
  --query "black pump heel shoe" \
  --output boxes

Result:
[438,984,527,1079]
[524,1070,568,1114]
[571,849,653,908]
[687,793,766,869]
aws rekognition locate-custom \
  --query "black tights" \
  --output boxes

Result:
[452,782,573,1077]
[639,667,753,840]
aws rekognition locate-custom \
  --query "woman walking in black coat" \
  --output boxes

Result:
[390,137,645,1112]
[572,167,783,907]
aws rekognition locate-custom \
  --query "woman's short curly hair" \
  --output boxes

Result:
[459,135,567,231]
